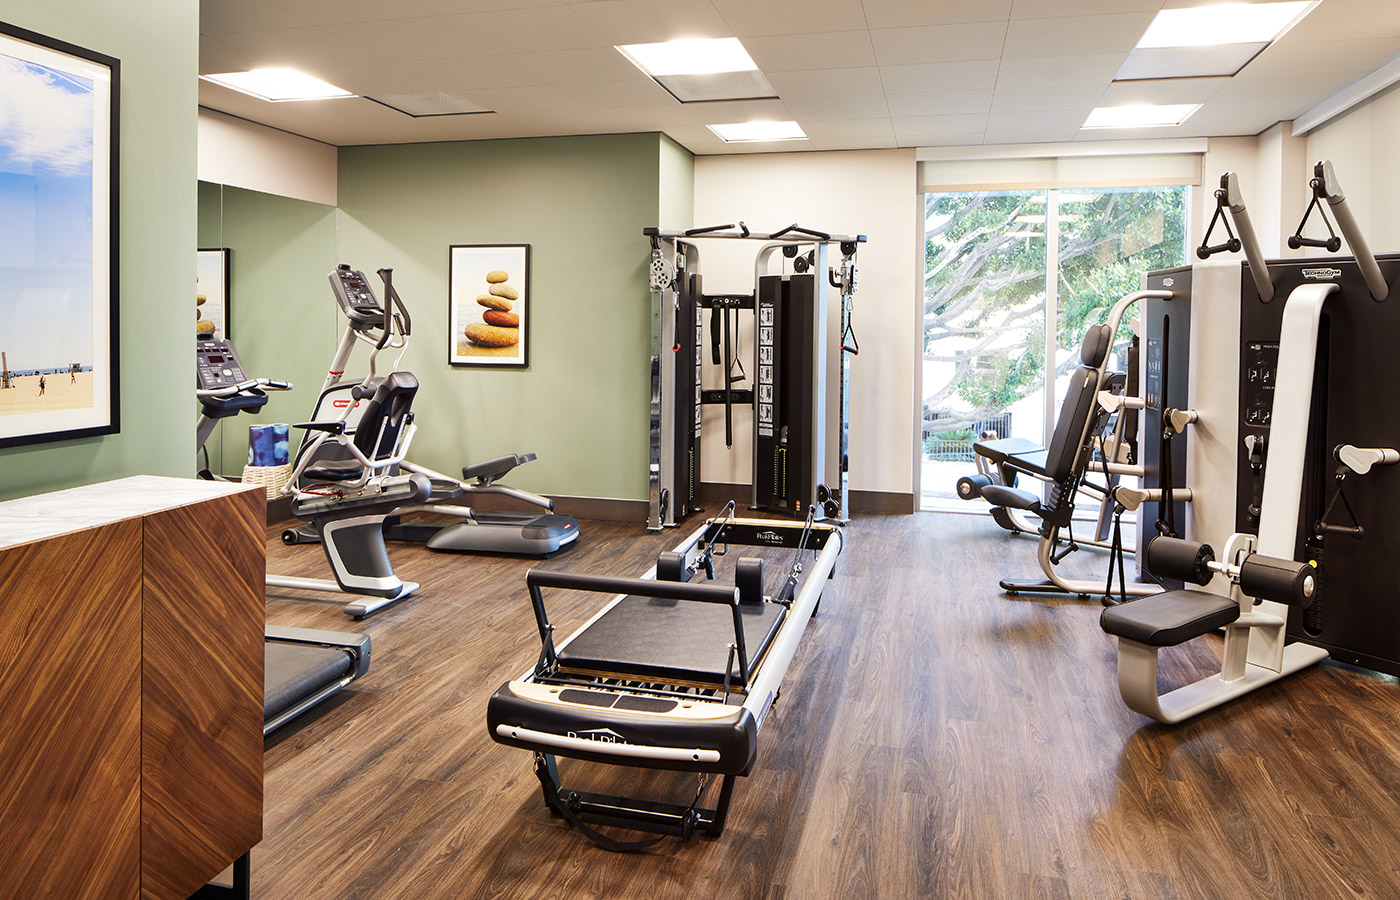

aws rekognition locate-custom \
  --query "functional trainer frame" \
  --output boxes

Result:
[645,224,864,531]
[487,511,842,845]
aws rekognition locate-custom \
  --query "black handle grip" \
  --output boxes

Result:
[684,223,735,236]
[1288,235,1343,252]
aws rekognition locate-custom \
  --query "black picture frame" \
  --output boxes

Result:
[197,248,231,341]
[0,21,120,449]
[449,243,530,369]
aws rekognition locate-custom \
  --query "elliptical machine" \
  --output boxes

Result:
[283,264,579,556]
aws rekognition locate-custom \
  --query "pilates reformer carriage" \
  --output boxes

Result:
[487,505,841,846]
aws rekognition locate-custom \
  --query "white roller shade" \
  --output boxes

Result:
[918,140,1205,192]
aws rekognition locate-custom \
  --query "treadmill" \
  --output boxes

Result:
[286,265,579,557]
[196,339,374,733]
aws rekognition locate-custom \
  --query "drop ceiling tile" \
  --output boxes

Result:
[416,0,563,12]
[986,108,1089,132]
[459,85,573,112]
[783,95,889,120]
[299,62,440,95]
[1001,13,1154,59]
[1011,0,1162,18]
[708,0,867,37]
[982,123,1082,142]
[862,0,1013,29]
[1211,68,1359,121]
[991,82,1106,112]
[886,90,994,117]
[798,118,895,139]
[1096,77,1226,107]
[218,26,388,67]
[199,35,260,75]
[766,67,885,98]
[1284,0,1400,41]
[870,22,1009,66]
[810,134,899,150]
[325,17,490,61]
[672,98,793,124]
[440,7,610,54]
[404,47,638,90]
[896,132,985,147]
[266,0,434,26]
[878,60,1001,93]
[995,53,1127,88]
[200,0,309,35]
[743,31,878,72]
[1115,44,1264,81]
[557,79,679,109]
[892,113,989,136]
[570,1,734,44]
[1243,38,1400,79]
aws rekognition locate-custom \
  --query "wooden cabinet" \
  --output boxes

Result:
[0,476,265,900]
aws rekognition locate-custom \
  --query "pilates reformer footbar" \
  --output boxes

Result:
[1101,162,1392,723]
[487,510,841,847]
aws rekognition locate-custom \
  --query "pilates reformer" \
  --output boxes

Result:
[487,504,842,848]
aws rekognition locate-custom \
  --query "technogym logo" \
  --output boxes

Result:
[568,728,628,744]
[1302,267,1342,280]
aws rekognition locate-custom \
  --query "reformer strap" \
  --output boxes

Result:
[533,758,665,853]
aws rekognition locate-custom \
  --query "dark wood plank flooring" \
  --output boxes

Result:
[255,511,1400,899]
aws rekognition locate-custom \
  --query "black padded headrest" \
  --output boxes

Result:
[1080,324,1112,368]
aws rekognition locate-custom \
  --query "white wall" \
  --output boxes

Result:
[693,149,919,497]
[198,108,337,206]
[1305,83,1400,251]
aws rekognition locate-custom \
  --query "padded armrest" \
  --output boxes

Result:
[462,452,536,483]
[296,420,346,435]
[1100,590,1240,646]
[979,485,1041,513]
[974,437,1042,466]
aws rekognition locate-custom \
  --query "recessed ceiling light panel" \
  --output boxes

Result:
[617,38,758,77]
[1116,44,1266,80]
[707,120,807,142]
[1136,1,1315,49]
[367,91,493,117]
[1082,104,1201,129]
[200,68,354,102]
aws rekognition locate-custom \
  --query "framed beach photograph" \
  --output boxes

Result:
[197,247,230,340]
[0,23,119,449]
[449,244,529,368]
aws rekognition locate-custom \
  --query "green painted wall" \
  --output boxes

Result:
[196,182,339,477]
[0,0,197,502]
[659,134,695,230]
[336,134,667,500]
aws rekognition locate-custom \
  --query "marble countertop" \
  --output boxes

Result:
[0,475,262,550]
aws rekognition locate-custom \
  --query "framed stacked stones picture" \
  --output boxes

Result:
[0,22,120,449]
[449,243,529,368]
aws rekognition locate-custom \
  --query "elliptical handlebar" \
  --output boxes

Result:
[196,376,293,399]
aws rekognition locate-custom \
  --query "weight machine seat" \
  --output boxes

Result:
[265,642,353,721]
[557,596,787,686]
[1100,590,1240,647]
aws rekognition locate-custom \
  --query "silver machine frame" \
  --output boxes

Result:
[646,225,863,531]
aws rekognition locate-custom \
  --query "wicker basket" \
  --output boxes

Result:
[241,463,292,499]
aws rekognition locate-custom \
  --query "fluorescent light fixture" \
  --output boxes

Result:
[200,68,354,102]
[1082,104,1201,129]
[707,121,807,142]
[617,38,758,77]
[1136,1,1315,49]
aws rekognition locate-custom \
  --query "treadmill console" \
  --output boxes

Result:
[330,264,386,330]
[196,338,251,390]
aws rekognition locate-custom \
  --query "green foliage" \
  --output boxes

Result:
[923,185,1187,436]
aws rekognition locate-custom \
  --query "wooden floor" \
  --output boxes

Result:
[255,510,1400,899]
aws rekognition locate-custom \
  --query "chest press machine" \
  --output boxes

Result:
[1101,161,1399,723]
[487,505,841,848]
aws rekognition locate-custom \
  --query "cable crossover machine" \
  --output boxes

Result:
[646,222,864,531]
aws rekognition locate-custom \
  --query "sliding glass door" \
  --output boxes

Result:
[921,184,1188,510]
